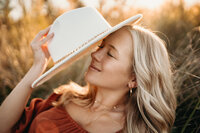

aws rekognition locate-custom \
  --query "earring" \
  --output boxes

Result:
[130,88,133,94]
[129,88,133,96]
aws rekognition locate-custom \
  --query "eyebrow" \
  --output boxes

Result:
[108,44,119,54]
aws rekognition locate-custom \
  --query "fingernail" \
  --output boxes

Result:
[42,35,47,39]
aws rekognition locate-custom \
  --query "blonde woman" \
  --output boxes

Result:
[0,24,176,133]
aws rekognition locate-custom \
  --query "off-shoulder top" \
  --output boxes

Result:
[12,93,123,133]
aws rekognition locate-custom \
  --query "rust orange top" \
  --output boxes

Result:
[12,93,123,133]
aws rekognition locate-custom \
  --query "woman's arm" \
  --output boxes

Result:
[0,26,54,133]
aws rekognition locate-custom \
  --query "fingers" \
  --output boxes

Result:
[41,44,51,59]
[30,31,54,52]
[40,33,54,45]
[34,26,52,42]
[40,32,54,58]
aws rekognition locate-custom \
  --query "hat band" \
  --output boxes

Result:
[55,28,110,64]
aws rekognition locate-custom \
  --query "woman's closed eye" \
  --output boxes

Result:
[107,52,113,57]
[97,45,114,57]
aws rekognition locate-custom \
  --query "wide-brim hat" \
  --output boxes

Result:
[31,7,142,88]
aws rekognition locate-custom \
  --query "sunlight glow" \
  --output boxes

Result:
[49,0,69,9]
[127,0,165,9]
[8,0,200,21]
[83,0,200,10]
[184,0,200,8]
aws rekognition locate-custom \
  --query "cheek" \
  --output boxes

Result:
[104,62,130,83]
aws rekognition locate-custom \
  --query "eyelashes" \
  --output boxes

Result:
[97,45,104,48]
[97,45,113,57]
[107,52,113,57]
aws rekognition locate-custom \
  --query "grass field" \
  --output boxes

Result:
[0,0,199,132]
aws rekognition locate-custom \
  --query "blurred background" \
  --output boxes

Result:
[0,0,199,132]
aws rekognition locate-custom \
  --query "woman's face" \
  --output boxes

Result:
[84,27,133,91]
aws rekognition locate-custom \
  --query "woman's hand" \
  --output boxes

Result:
[0,26,55,133]
[30,26,54,66]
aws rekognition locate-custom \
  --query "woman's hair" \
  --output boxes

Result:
[53,25,177,133]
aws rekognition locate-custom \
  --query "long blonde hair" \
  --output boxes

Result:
[53,25,177,133]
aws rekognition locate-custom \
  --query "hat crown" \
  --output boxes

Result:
[48,7,111,63]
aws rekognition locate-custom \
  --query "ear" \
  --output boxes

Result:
[128,73,137,89]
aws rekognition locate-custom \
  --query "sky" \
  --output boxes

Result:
[8,0,200,21]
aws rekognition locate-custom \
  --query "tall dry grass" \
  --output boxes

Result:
[0,0,199,132]
[171,27,200,133]
[147,2,200,132]
[0,0,89,101]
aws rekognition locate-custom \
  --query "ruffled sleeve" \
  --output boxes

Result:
[11,93,61,133]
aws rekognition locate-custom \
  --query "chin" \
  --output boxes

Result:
[84,73,94,84]
[84,73,98,86]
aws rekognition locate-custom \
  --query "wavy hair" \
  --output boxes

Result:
[53,25,177,133]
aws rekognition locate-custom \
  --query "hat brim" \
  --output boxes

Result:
[31,14,142,88]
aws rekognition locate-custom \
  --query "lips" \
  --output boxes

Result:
[90,64,101,72]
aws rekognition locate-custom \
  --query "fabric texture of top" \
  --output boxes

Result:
[11,93,123,133]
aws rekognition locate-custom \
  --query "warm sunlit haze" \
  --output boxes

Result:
[0,0,200,133]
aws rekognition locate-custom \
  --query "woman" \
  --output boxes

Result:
[0,25,176,133]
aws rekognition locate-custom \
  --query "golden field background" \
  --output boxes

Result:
[0,0,199,132]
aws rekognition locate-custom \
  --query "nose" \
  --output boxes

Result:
[91,47,104,62]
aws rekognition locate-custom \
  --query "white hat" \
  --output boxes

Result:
[31,7,142,88]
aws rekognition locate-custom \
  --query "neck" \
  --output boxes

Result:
[91,86,129,112]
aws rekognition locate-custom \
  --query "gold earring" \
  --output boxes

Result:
[130,88,132,94]
[129,88,133,96]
